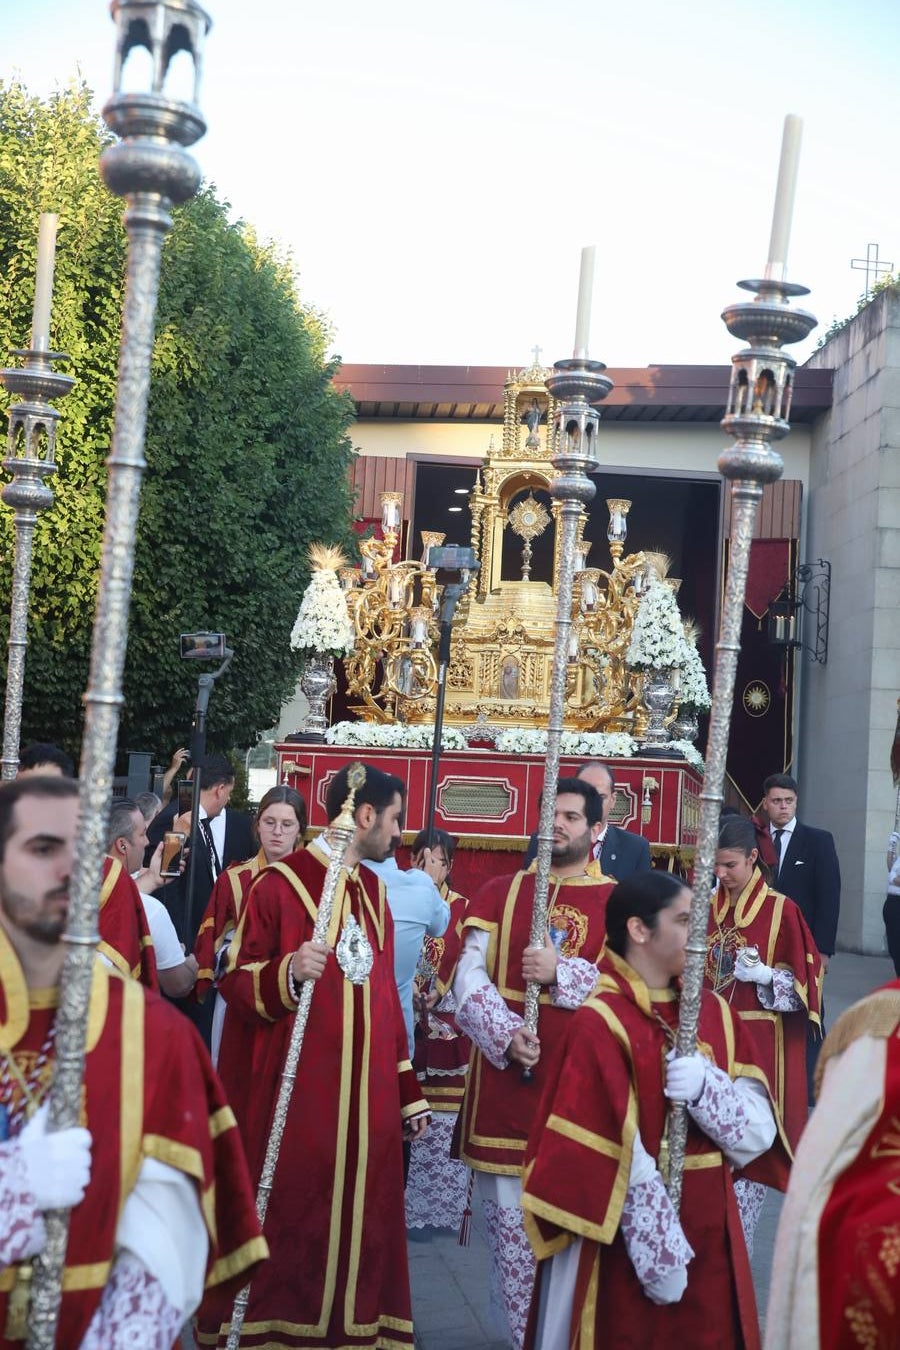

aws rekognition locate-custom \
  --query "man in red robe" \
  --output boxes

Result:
[0,774,266,1348]
[101,796,158,989]
[452,778,615,1348]
[202,763,430,1350]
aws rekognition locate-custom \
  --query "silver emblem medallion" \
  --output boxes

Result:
[336,914,374,984]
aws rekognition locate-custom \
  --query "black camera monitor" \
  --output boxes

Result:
[180,632,227,661]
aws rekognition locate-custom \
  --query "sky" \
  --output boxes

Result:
[8,0,899,371]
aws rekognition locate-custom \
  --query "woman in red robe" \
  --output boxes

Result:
[522,871,787,1350]
[708,815,823,1249]
[193,785,307,1066]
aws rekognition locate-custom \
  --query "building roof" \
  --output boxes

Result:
[336,362,834,424]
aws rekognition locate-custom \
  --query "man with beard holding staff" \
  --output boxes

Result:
[451,777,615,1349]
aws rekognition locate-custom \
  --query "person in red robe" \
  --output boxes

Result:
[200,763,430,1350]
[405,828,472,1233]
[766,978,900,1350]
[193,784,307,1064]
[522,870,787,1350]
[100,810,158,989]
[452,778,616,1348]
[708,815,823,1251]
[0,774,266,1349]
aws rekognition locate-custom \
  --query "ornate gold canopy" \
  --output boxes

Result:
[342,359,663,733]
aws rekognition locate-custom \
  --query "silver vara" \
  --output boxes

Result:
[336,914,374,984]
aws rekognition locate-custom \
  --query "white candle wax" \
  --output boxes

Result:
[31,213,59,351]
[766,115,803,279]
[573,244,596,358]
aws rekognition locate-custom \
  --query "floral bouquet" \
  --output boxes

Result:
[626,578,690,671]
[290,544,355,657]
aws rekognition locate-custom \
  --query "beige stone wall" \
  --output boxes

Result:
[351,417,812,485]
[803,289,900,952]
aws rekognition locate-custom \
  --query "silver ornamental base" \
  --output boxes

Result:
[640,667,678,748]
[300,652,336,737]
[670,706,700,744]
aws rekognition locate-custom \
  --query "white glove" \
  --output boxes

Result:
[664,1050,707,1104]
[733,953,774,986]
[18,1105,92,1211]
[644,1264,688,1305]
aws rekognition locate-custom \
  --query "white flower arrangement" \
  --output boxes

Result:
[626,578,691,671]
[325,721,467,750]
[290,544,355,658]
[669,740,705,773]
[679,640,711,712]
[495,729,638,758]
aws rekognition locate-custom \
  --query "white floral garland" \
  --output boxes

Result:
[495,729,638,758]
[626,578,690,671]
[669,740,705,772]
[679,640,711,711]
[290,569,355,657]
[325,721,467,750]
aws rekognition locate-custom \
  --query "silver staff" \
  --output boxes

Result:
[26,4,210,1344]
[0,215,75,779]
[521,356,612,1070]
[667,116,816,1208]
[227,762,367,1349]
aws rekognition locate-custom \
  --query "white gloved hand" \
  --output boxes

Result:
[733,953,774,986]
[664,1050,707,1103]
[17,1105,92,1211]
[644,1263,688,1305]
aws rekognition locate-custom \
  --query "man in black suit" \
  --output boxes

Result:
[761,771,841,1099]
[761,773,841,961]
[523,761,653,879]
[149,753,255,946]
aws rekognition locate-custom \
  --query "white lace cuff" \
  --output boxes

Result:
[620,1171,694,1296]
[0,1141,46,1266]
[550,956,598,1009]
[454,984,523,1069]
[686,1061,750,1151]
[80,1251,183,1349]
[756,966,804,1012]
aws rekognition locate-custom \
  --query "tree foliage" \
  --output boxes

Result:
[0,81,356,758]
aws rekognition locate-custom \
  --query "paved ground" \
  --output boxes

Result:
[409,950,896,1348]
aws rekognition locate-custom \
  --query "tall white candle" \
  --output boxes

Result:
[766,116,803,280]
[573,244,596,358]
[31,213,59,352]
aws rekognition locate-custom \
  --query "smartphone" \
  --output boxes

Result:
[160,831,187,879]
[177,781,193,817]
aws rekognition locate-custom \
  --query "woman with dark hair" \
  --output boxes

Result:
[522,871,785,1349]
[405,828,473,1233]
[708,814,823,1251]
[193,784,307,1061]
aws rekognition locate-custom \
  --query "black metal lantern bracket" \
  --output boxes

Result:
[767,559,830,663]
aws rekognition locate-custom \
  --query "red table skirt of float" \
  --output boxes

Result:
[277,742,701,898]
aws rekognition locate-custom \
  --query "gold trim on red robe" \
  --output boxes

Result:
[99,856,158,990]
[457,869,614,1174]
[521,949,787,1349]
[0,931,266,1348]
[706,866,823,1152]
[204,844,426,1349]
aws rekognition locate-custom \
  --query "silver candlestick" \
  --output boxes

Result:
[26,3,210,1344]
[0,346,74,777]
[522,357,612,1059]
[667,138,817,1205]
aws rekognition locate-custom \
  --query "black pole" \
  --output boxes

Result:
[425,583,465,849]
[183,649,233,947]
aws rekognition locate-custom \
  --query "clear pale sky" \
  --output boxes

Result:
[8,0,898,370]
